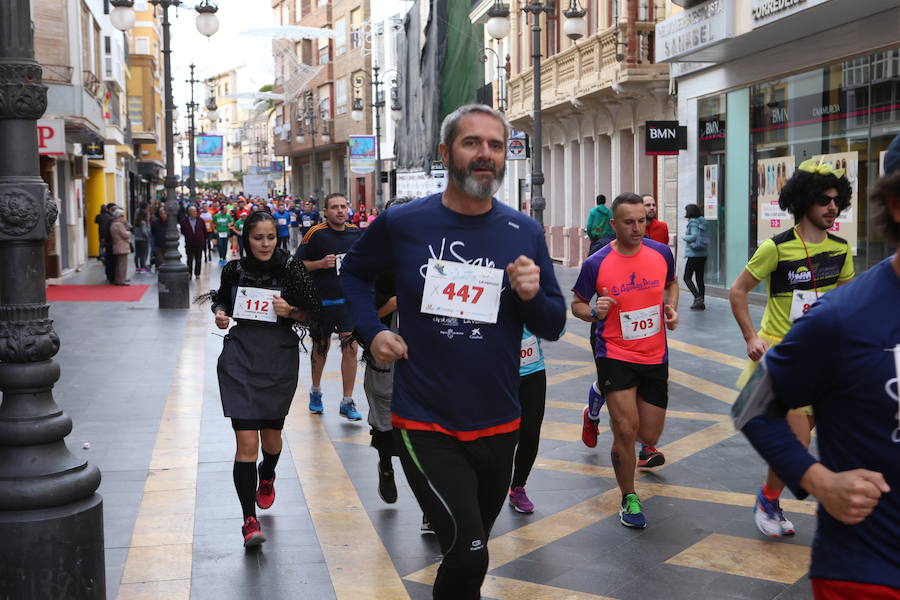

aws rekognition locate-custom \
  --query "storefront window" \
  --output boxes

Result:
[749,47,900,274]
[697,94,726,286]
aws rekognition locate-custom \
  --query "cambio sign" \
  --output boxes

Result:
[655,0,732,62]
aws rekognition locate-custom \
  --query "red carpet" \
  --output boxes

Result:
[46,284,150,302]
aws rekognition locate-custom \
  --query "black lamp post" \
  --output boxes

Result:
[185,63,200,202]
[486,0,587,227]
[351,65,402,211]
[295,90,331,202]
[0,1,105,597]
[110,0,219,308]
[478,47,511,112]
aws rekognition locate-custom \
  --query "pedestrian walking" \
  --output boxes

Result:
[205,210,324,547]
[507,326,548,514]
[729,158,853,538]
[682,203,708,310]
[585,194,613,243]
[150,206,168,271]
[572,192,679,529]
[132,210,151,273]
[738,164,900,599]
[294,193,363,420]
[180,205,207,279]
[341,104,566,599]
[109,209,132,286]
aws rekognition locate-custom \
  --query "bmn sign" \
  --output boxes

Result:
[645,121,687,155]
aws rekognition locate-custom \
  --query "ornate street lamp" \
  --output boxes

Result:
[478,46,511,112]
[110,0,219,308]
[295,91,330,201]
[487,0,588,226]
[351,65,402,210]
[0,1,105,596]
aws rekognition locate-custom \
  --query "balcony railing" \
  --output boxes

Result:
[82,70,102,97]
[42,64,74,84]
[507,21,668,123]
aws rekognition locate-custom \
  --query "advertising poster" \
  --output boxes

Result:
[703,164,718,220]
[243,174,269,199]
[813,151,858,255]
[756,156,795,245]
[349,135,376,174]
[195,134,224,173]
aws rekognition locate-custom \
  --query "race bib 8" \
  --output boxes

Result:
[619,305,661,341]
[789,289,819,322]
[233,286,279,322]
[420,259,504,324]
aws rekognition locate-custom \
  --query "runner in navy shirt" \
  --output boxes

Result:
[741,167,900,598]
[341,105,565,599]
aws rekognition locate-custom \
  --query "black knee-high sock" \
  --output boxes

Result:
[258,450,281,481]
[233,461,257,519]
[371,429,395,469]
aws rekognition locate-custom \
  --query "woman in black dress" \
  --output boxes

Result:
[206,211,323,547]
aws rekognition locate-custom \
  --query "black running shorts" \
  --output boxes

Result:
[321,303,354,334]
[594,357,669,409]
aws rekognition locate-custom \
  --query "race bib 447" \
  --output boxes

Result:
[420,259,504,324]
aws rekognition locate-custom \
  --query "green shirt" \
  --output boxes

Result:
[585,205,613,240]
[232,218,244,233]
[213,212,233,233]
[746,227,854,338]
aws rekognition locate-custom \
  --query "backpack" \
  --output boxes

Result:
[689,221,709,251]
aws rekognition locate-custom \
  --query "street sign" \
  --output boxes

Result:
[84,140,104,160]
[645,121,687,155]
[507,138,527,160]
[37,119,65,155]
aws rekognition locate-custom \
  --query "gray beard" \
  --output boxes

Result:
[448,161,504,200]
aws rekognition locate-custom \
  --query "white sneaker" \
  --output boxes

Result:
[753,491,784,538]
[780,514,796,536]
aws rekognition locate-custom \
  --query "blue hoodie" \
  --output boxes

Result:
[683,217,708,258]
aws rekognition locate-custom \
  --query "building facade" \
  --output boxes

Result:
[271,0,376,208]
[473,0,677,267]
[660,0,900,289]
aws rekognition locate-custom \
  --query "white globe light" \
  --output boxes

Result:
[391,108,402,122]
[196,12,220,37]
[110,5,136,31]
[173,132,182,142]
[321,134,330,144]
[206,108,219,122]
[564,16,588,41]
[351,109,364,122]
[172,108,180,121]
[486,15,510,40]
[296,135,305,144]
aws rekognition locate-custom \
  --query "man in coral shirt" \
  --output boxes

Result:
[572,192,679,529]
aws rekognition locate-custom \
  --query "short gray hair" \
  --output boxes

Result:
[440,104,510,148]
[113,209,125,218]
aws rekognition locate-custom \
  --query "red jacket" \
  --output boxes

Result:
[645,218,669,245]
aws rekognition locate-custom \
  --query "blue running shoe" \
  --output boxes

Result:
[309,390,324,414]
[587,382,606,420]
[340,400,362,421]
[619,493,647,528]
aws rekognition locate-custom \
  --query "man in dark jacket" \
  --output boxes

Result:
[95,203,117,283]
[180,205,207,278]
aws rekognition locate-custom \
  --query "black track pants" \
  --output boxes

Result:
[512,370,546,488]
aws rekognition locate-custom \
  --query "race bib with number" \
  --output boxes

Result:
[789,289,819,322]
[277,218,287,226]
[619,305,661,341]
[232,287,280,322]
[302,218,313,228]
[335,253,347,275]
[359,220,369,229]
[520,335,540,367]
[420,259,504,324]
[218,231,228,238]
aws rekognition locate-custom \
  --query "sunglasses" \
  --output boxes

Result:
[816,195,839,206]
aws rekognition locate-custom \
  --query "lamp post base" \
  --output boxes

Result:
[0,494,105,599]
[157,266,191,309]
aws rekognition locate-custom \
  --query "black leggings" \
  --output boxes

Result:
[684,256,707,299]
[395,428,517,600]
[512,370,546,488]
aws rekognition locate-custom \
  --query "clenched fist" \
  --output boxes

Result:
[507,255,540,302]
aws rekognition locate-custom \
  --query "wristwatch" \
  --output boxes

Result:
[590,307,599,321]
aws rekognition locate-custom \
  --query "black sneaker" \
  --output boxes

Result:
[378,461,397,504]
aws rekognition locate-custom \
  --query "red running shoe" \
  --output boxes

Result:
[256,476,275,510]
[242,516,266,547]
[638,445,666,468]
[582,407,599,448]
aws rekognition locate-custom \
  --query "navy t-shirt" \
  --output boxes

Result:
[339,194,566,432]
[295,224,361,300]
[743,257,900,588]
